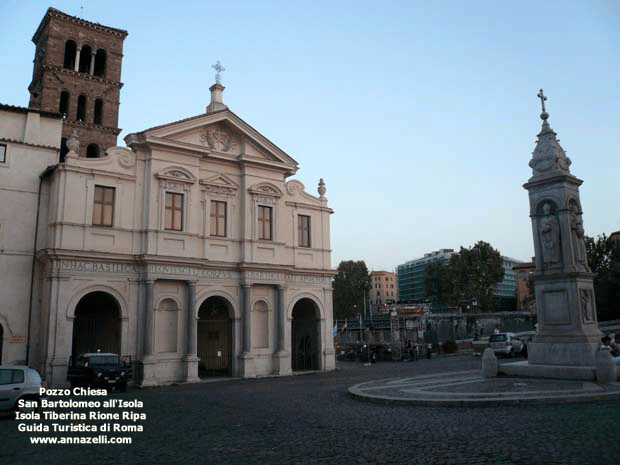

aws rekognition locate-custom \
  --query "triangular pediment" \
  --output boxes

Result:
[135,110,298,175]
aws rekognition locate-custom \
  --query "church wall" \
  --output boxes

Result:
[0,107,60,365]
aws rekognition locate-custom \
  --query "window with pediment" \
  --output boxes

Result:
[156,167,196,233]
[249,182,282,242]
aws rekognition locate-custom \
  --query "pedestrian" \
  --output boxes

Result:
[426,342,432,359]
[610,334,620,357]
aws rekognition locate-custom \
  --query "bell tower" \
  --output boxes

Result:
[28,8,128,160]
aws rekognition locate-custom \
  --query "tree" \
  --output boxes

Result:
[585,234,620,321]
[427,241,505,312]
[332,260,370,319]
[425,260,450,304]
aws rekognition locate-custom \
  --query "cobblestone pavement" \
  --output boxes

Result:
[3,355,620,465]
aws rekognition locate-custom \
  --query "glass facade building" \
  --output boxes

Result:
[396,250,522,310]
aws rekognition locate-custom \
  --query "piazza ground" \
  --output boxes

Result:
[2,355,620,465]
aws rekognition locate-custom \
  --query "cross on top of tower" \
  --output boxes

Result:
[212,61,225,85]
[537,89,549,121]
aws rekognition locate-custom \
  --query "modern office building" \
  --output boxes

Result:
[396,249,522,311]
[396,249,455,303]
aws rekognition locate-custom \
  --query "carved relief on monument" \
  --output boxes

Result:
[580,289,595,323]
[537,201,562,271]
[568,198,590,272]
[200,124,239,153]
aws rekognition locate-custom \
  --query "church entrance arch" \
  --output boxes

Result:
[72,292,121,356]
[197,296,232,377]
[291,298,320,371]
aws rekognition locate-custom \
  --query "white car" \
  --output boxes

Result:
[0,366,45,413]
[488,333,524,358]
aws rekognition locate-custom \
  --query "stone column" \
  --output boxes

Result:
[74,46,81,72]
[89,50,96,75]
[143,280,155,357]
[239,283,255,377]
[141,279,157,386]
[184,280,200,383]
[273,285,291,375]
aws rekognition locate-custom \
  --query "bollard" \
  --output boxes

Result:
[481,348,498,378]
[595,350,618,384]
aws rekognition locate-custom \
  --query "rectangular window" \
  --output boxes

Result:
[258,206,272,240]
[92,185,115,226]
[0,144,6,163]
[165,192,184,231]
[210,200,227,237]
[298,215,311,248]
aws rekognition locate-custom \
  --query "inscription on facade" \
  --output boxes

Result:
[59,260,139,273]
[57,260,233,279]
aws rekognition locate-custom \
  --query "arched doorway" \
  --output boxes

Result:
[72,292,121,356]
[197,296,232,377]
[291,299,320,371]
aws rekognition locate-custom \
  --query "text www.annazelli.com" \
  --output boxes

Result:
[30,436,132,444]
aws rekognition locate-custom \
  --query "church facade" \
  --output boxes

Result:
[2,8,335,387]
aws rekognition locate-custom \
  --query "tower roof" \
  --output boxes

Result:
[32,7,128,44]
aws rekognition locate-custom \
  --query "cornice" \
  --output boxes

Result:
[41,65,124,88]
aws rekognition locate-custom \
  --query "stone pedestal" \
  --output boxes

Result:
[273,350,292,376]
[140,356,159,387]
[239,353,256,378]
[184,355,200,383]
[528,272,601,368]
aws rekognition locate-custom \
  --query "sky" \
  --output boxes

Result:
[1,0,619,272]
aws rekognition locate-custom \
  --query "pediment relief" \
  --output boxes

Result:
[200,123,240,154]
[200,174,239,197]
[248,182,283,198]
[156,166,197,186]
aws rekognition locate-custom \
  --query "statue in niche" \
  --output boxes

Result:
[570,201,590,272]
[539,202,561,269]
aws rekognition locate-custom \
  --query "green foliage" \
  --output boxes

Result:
[332,260,370,319]
[425,241,505,312]
[585,234,620,321]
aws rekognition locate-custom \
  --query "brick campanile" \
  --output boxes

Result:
[28,8,128,159]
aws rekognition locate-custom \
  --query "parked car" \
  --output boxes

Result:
[0,366,45,413]
[488,332,524,357]
[515,331,536,358]
[67,352,132,392]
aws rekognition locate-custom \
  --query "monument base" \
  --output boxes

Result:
[527,340,600,366]
[499,360,596,380]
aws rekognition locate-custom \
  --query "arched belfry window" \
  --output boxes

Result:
[76,95,86,121]
[94,99,103,125]
[78,45,92,73]
[59,91,70,116]
[63,40,77,69]
[94,49,106,77]
[86,144,100,158]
